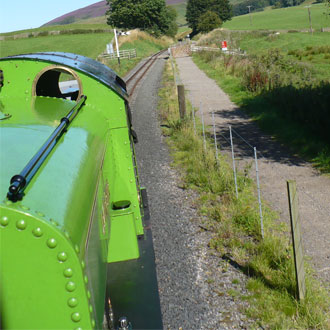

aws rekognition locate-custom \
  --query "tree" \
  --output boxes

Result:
[186,0,232,34]
[166,6,179,37]
[106,0,177,36]
[326,0,330,15]
[197,11,222,33]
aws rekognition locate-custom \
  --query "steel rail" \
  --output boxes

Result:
[7,95,87,202]
[126,49,167,97]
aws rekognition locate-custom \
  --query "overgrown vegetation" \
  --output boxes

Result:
[192,29,330,172]
[100,30,172,77]
[158,57,330,329]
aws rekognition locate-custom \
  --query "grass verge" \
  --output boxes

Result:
[158,58,330,329]
[100,30,172,77]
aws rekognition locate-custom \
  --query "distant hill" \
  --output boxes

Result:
[43,1,108,26]
[43,0,187,26]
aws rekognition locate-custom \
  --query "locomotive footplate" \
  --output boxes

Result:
[107,190,163,330]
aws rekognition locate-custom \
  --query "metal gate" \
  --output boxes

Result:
[170,44,191,58]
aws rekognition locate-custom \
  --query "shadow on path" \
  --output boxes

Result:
[212,108,306,167]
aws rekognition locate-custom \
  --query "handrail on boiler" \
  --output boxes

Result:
[7,95,87,202]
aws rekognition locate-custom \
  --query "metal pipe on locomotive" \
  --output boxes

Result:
[0,52,162,329]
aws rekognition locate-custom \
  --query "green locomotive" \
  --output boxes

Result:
[0,53,162,329]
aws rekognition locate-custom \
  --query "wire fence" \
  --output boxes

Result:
[228,125,330,219]
[169,49,182,86]
[195,102,330,238]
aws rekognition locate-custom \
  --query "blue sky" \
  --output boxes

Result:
[0,0,101,33]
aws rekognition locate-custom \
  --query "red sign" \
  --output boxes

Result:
[221,41,227,49]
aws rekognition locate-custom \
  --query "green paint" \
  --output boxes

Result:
[0,206,93,329]
[0,55,145,328]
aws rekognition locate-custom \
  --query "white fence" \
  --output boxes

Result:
[191,45,222,52]
[191,45,246,56]
[99,48,137,60]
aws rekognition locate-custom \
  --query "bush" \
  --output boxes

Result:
[242,64,268,92]
[197,11,223,33]
[195,47,330,144]
[37,31,49,37]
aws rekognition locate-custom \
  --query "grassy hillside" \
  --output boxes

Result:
[0,0,188,37]
[198,28,330,84]
[223,3,330,30]
[171,2,188,26]
[43,1,108,26]
[0,26,171,78]
[74,16,107,25]
[0,31,113,59]
[42,0,187,27]
[236,32,330,80]
[0,23,110,37]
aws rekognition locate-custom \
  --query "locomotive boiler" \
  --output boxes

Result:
[0,52,162,329]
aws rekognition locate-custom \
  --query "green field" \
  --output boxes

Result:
[237,32,330,80]
[74,16,107,25]
[239,31,330,52]
[0,23,110,37]
[223,3,330,30]
[0,22,172,78]
[0,32,113,59]
[199,29,330,78]
[171,2,188,26]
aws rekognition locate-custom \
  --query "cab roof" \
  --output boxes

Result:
[0,52,129,101]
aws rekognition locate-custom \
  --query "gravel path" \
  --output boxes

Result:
[176,56,330,286]
[129,57,256,329]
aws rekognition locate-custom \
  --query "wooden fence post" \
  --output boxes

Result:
[177,85,186,119]
[287,180,306,300]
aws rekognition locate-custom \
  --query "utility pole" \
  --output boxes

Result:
[305,6,313,34]
[114,28,121,65]
[247,5,253,26]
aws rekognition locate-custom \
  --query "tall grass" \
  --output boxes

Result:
[102,30,172,77]
[158,59,330,329]
[192,29,330,173]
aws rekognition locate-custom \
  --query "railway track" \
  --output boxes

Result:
[125,49,168,96]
